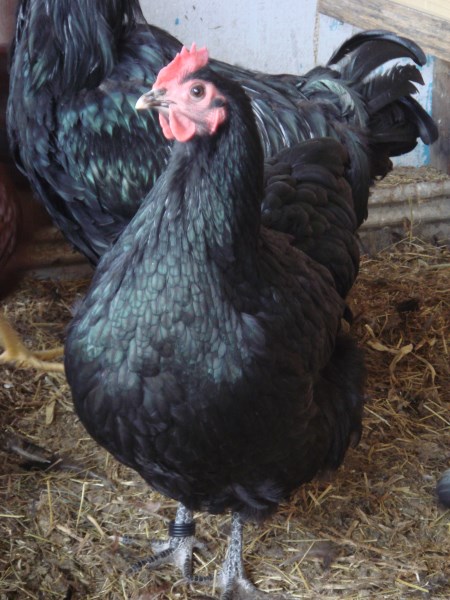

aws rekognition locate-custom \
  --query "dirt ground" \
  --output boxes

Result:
[0,238,449,600]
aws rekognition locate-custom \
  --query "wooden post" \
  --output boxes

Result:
[318,0,450,59]
[430,59,450,174]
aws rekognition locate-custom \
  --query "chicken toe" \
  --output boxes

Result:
[0,315,64,373]
[131,504,208,582]
[217,513,288,600]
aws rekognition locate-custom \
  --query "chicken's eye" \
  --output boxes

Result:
[190,84,206,99]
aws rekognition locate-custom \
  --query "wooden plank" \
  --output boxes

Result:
[430,59,450,174]
[393,0,450,22]
[360,170,450,252]
[318,0,450,61]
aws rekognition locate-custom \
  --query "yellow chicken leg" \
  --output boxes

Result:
[0,315,65,373]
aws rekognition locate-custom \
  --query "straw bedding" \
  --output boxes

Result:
[0,237,449,599]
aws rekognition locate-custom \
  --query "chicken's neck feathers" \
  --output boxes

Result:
[73,98,269,386]
[136,96,265,272]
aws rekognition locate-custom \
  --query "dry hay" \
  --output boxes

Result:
[374,166,449,188]
[0,237,449,600]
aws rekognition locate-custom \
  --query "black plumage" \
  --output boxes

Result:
[65,47,366,596]
[437,469,450,507]
[8,0,178,263]
[7,1,437,266]
[261,144,358,297]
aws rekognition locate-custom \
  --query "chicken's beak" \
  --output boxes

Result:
[135,88,167,111]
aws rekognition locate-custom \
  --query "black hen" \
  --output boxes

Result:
[65,45,366,598]
[8,1,437,265]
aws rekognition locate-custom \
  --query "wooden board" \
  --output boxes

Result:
[393,0,450,22]
[318,0,450,61]
[430,59,450,173]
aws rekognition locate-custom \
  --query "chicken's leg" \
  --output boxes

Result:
[0,315,64,372]
[133,503,207,581]
[217,513,287,599]
[216,513,259,599]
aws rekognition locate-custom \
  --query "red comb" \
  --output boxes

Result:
[154,44,209,88]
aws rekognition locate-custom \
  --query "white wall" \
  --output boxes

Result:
[141,0,434,166]
[1,0,434,164]
[144,0,319,73]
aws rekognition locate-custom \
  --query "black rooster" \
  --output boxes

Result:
[65,45,366,598]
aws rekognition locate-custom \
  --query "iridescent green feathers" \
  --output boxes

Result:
[8,2,437,266]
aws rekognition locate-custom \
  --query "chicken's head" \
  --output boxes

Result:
[136,44,227,143]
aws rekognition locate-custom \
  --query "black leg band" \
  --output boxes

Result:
[169,519,196,538]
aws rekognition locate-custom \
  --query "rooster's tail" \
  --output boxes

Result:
[330,31,437,154]
[301,30,438,226]
[332,30,437,192]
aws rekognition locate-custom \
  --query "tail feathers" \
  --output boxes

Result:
[363,64,424,116]
[361,63,438,162]
[367,96,438,165]
[303,73,368,128]
[325,31,438,180]
[362,64,438,146]
[396,97,439,146]
[327,29,426,79]
[369,102,437,154]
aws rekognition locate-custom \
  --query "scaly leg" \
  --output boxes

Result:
[217,513,258,599]
[132,503,207,582]
[0,315,64,372]
[218,513,286,599]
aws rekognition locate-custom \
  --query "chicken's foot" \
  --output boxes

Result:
[131,504,209,583]
[0,315,64,372]
[216,513,258,599]
[217,513,287,599]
